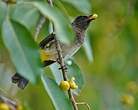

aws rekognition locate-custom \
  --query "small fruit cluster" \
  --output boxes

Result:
[121,94,134,106]
[59,77,78,91]
[127,81,138,94]
[120,81,138,107]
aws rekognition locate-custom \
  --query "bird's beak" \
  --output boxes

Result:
[88,14,98,21]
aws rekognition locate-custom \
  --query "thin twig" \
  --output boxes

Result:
[76,102,91,110]
[47,0,78,110]
[35,16,46,41]
[54,32,78,110]
[68,89,78,110]
[0,95,17,109]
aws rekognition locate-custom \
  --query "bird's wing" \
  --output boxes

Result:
[39,33,72,65]
[39,33,55,49]
[39,33,68,66]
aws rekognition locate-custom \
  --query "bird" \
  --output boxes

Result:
[11,14,98,89]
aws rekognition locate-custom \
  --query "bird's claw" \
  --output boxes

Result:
[59,65,68,72]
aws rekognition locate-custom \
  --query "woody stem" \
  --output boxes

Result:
[35,16,46,41]
[54,35,78,110]
[47,0,78,110]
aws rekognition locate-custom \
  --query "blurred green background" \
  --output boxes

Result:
[0,0,138,110]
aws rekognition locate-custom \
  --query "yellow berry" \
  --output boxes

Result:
[69,77,78,89]
[59,80,70,91]
[127,81,137,94]
[121,95,135,106]
[0,103,9,110]
[69,81,78,89]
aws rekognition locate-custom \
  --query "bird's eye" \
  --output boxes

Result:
[45,40,55,49]
[45,43,50,48]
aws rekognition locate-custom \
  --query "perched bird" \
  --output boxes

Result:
[12,14,98,89]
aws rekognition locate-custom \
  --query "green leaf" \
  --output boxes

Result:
[53,0,70,17]
[41,74,73,110]
[2,19,42,83]
[11,3,40,34]
[33,1,75,44]
[83,36,94,62]
[50,63,62,84]
[0,2,7,27]
[66,59,85,95]
[50,59,85,95]
[61,0,91,14]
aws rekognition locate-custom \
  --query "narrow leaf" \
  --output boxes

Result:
[2,19,42,83]
[50,63,62,84]
[83,36,94,62]
[61,0,91,14]
[66,59,85,95]
[0,2,7,27]
[11,3,40,34]
[41,74,73,110]
[33,1,75,44]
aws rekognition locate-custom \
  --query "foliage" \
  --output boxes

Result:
[0,0,89,110]
[0,0,138,110]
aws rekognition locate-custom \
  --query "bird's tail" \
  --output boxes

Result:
[11,60,55,89]
[11,73,29,89]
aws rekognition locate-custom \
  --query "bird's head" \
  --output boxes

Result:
[72,14,98,32]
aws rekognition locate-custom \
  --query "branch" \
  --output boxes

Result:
[54,31,78,110]
[76,102,91,110]
[35,16,46,41]
[47,0,78,110]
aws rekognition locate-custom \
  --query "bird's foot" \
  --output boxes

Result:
[59,65,68,72]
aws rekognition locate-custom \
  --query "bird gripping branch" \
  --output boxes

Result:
[12,14,98,89]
